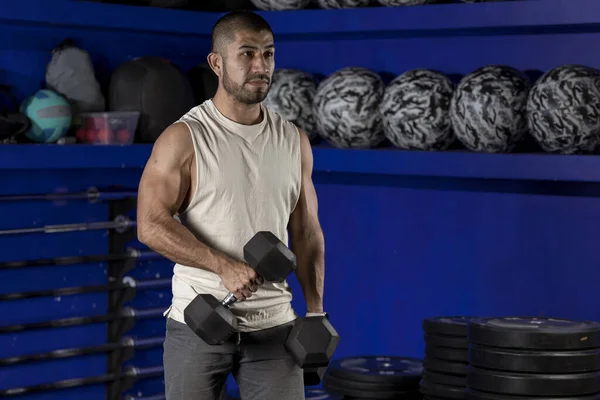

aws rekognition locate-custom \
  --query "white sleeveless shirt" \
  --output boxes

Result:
[163,99,302,332]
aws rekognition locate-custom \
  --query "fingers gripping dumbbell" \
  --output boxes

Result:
[286,313,341,386]
[184,231,297,345]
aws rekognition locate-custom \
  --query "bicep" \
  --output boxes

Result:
[137,123,193,220]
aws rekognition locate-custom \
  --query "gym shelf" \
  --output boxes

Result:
[0,0,216,37]
[262,0,600,40]
[3,144,600,184]
[0,145,152,170]
[3,0,600,38]
[311,146,600,184]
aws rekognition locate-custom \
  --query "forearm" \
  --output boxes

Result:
[138,213,234,275]
[291,227,325,313]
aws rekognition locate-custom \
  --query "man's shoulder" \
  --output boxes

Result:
[178,102,211,125]
[153,121,193,157]
[262,103,302,138]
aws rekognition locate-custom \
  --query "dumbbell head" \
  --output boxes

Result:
[285,315,340,383]
[304,366,328,387]
[184,294,238,345]
[243,231,296,283]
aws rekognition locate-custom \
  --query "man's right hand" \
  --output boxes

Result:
[219,260,264,301]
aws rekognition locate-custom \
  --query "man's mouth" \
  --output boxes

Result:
[247,78,269,86]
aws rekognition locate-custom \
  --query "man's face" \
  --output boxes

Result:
[222,29,275,105]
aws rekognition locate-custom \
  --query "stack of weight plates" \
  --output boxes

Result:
[421,316,474,399]
[466,317,600,400]
[323,355,423,399]
[226,386,340,399]
[304,388,341,400]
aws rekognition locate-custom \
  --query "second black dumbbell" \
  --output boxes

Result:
[286,314,340,385]
[184,231,296,345]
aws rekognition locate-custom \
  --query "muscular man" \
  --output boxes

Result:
[136,10,326,400]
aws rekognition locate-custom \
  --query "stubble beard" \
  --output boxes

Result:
[222,59,270,105]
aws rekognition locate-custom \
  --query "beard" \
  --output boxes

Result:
[222,60,271,105]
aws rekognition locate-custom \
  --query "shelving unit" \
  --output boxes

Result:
[4,0,600,38]
[3,144,600,184]
[0,0,216,36]
[2,0,600,183]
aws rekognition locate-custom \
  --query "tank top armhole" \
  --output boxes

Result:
[177,119,201,215]
[290,123,303,214]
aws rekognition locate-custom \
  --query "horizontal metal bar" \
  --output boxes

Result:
[0,364,164,397]
[0,187,137,202]
[0,307,165,334]
[0,215,134,236]
[0,249,160,270]
[0,277,171,301]
[0,336,164,366]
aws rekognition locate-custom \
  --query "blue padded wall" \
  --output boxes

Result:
[2,0,600,398]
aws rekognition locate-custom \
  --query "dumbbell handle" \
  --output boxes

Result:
[219,270,265,308]
[219,280,265,307]
[221,292,238,308]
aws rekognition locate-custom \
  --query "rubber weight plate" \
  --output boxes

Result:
[425,397,458,400]
[227,387,340,400]
[424,358,468,375]
[420,378,466,399]
[305,388,340,399]
[423,316,473,337]
[468,317,600,350]
[323,371,416,391]
[426,345,469,362]
[422,370,467,387]
[323,381,420,399]
[469,343,600,373]
[466,388,600,400]
[425,333,468,349]
[323,373,421,399]
[327,356,423,386]
[467,365,600,396]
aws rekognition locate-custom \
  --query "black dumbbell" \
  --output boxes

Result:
[184,231,297,345]
[286,314,340,386]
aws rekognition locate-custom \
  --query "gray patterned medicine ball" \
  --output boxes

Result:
[527,64,600,154]
[450,65,530,153]
[249,0,310,10]
[263,69,318,140]
[316,0,370,8]
[377,0,438,6]
[313,67,385,148]
[380,69,454,151]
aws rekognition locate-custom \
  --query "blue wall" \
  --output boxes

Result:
[2,0,600,398]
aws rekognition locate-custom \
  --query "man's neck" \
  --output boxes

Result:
[212,91,263,126]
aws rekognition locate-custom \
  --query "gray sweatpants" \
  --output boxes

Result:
[163,317,305,400]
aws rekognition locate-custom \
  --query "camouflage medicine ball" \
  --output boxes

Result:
[527,64,600,154]
[450,65,530,153]
[263,69,318,140]
[380,69,454,151]
[313,67,385,148]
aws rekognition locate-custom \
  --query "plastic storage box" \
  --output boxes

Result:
[76,111,140,144]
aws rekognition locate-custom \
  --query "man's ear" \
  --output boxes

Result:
[207,52,222,78]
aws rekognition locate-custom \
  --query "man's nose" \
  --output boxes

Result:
[251,55,269,74]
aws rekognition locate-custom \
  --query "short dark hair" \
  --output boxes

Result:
[211,11,273,54]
